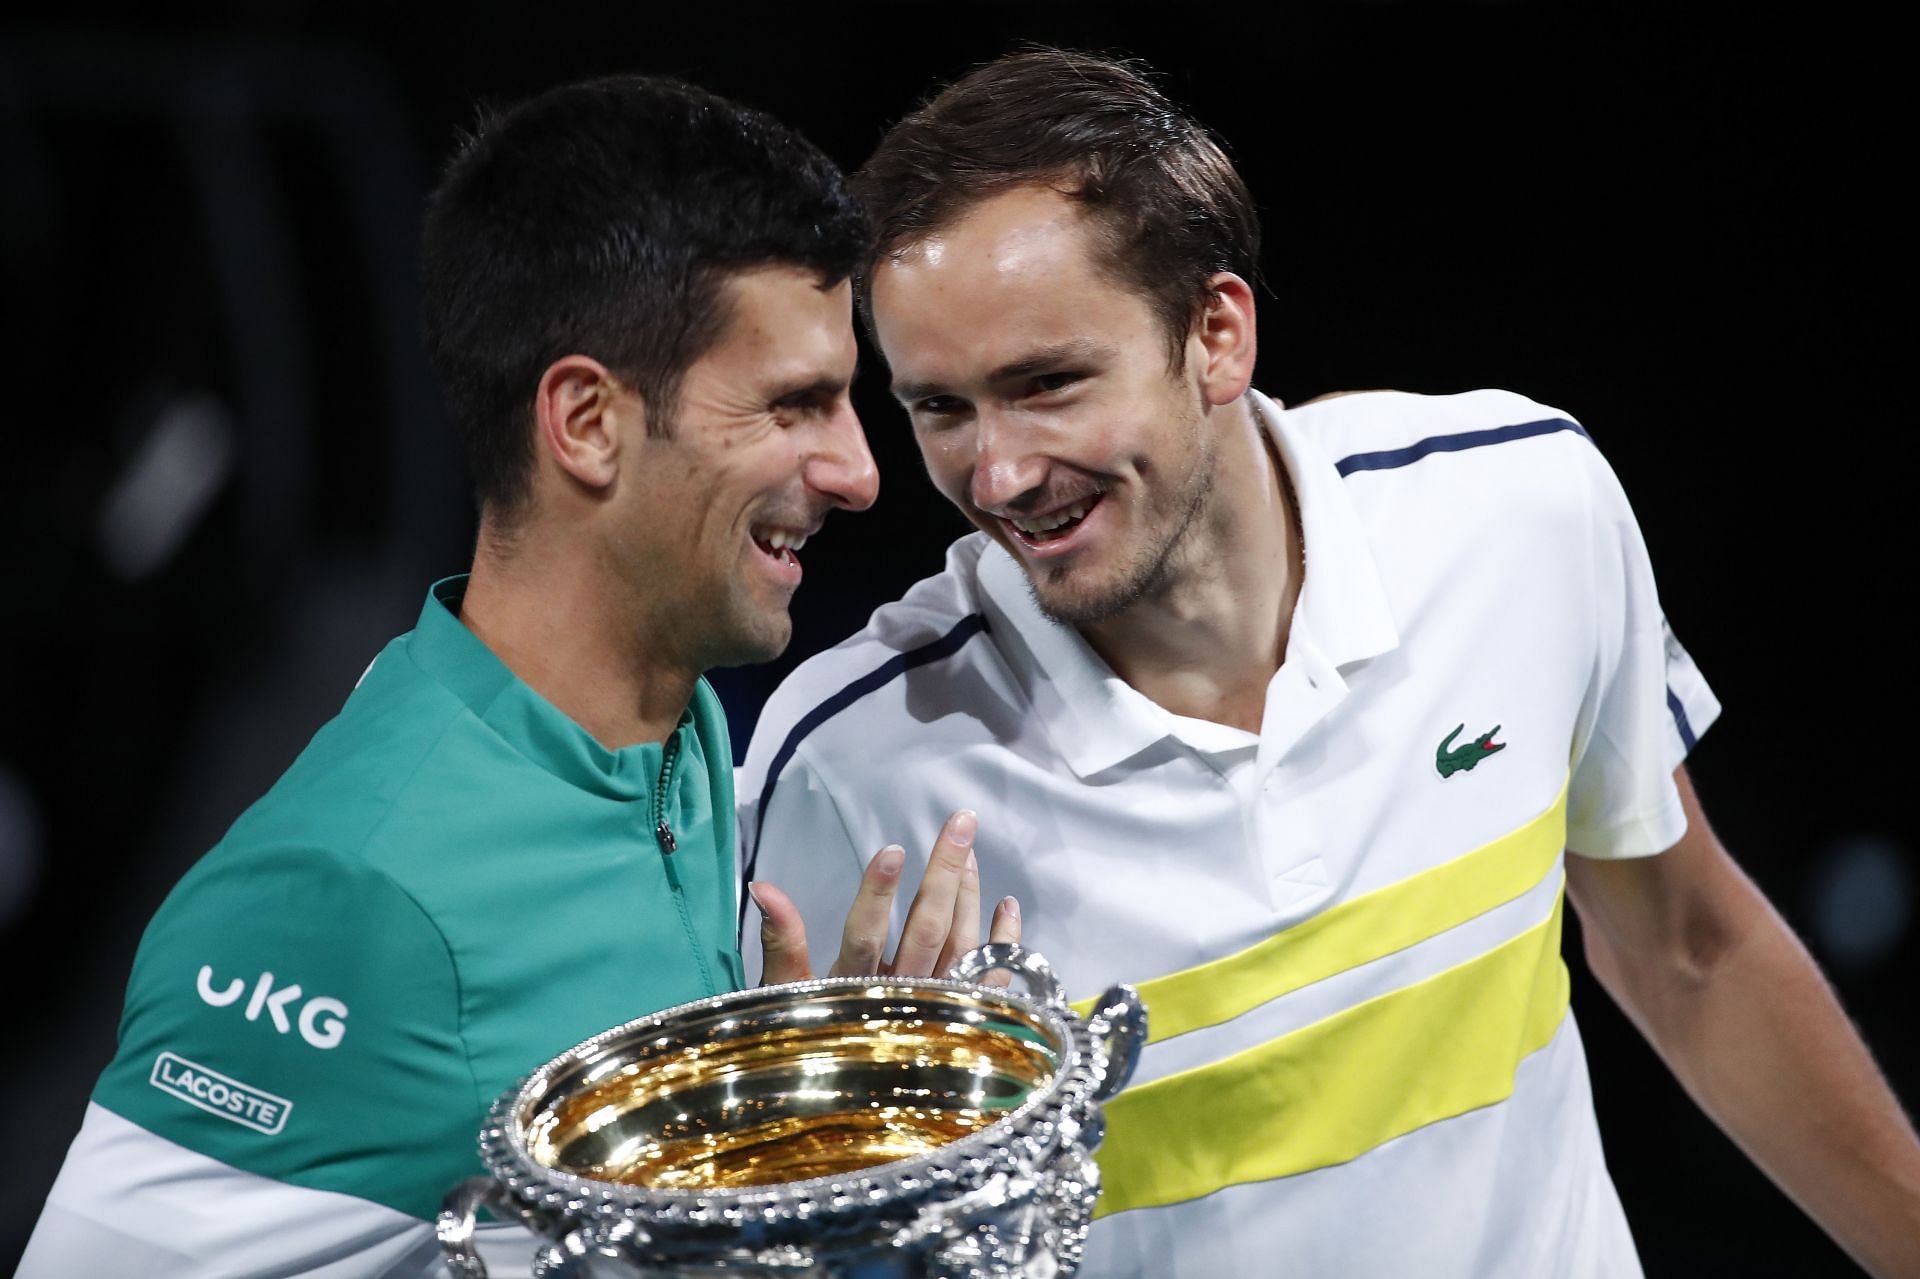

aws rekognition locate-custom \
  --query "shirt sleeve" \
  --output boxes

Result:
[83,842,489,1239]
[1565,442,1722,858]
[20,1101,544,1278]
[738,745,874,984]
[19,1102,442,1278]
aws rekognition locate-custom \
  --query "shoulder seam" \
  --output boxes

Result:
[327,716,482,1123]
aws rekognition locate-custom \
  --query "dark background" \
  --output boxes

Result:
[1,2,1911,1273]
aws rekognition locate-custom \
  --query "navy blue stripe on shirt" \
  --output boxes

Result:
[1665,686,1698,753]
[738,612,991,939]
[1334,417,1590,477]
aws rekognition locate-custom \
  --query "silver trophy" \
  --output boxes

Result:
[438,944,1146,1277]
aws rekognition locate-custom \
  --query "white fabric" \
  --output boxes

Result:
[739,389,1719,1278]
[1079,1017,1639,1279]
[20,1102,535,1279]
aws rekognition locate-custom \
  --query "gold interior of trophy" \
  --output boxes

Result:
[521,985,1063,1190]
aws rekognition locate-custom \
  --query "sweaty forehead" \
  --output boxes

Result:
[873,188,1131,377]
[888,186,1099,293]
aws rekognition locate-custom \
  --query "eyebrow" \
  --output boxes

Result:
[769,371,853,406]
[892,338,1108,405]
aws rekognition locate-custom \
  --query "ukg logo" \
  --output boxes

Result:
[197,965,349,1049]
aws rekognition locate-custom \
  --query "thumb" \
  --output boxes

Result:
[751,881,815,986]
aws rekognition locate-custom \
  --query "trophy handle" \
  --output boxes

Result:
[1084,983,1148,1103]
[438,1175,564,1278]
[950,942,1065,1007]
[438,1177,505,1279]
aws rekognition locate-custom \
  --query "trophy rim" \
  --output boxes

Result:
[477,970,1106,1228]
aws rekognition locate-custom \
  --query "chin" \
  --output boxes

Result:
[1026,542,1172,628]
[1029,573,1134,628]
[704,616,793,670]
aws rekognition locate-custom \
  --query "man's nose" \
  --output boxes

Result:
[969,408,1046,514]
[806,402,880,512]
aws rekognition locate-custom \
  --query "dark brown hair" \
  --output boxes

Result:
[852,49,1260,364]
[422,76,868,522]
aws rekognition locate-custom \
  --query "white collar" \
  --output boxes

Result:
[976,389,1400,777]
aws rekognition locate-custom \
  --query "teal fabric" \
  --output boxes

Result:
[92,577,745,1220]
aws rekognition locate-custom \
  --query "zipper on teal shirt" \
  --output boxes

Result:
[653,733,683,890]
[652,726,721,995]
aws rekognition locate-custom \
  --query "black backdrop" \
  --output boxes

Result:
[1,3,1911,1272]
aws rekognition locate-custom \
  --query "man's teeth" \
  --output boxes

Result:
[761,530,808,552]
[1011,500,1092,536]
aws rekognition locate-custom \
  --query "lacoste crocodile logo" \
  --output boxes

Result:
[1436,723,1506,779]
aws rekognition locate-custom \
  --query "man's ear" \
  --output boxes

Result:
[1191,271,1258,408]
[533,355,641,491]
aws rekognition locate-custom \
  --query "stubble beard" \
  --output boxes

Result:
[659,533,796,672]
[698,575,795,669]
[1027,422,1218,629]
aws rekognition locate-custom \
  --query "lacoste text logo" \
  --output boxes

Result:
[197,966,349,1050]
[1436,723,1506,779]
[150,1052,292,1134]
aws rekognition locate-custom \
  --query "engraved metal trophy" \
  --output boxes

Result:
[438,944,1146,1277]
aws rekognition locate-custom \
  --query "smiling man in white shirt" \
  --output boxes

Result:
[739,49,1920,1278]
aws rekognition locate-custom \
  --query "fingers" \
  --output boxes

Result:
[827,845,906,977]
[750,881,814,986]
[887,809,978,977]
[974,895,1023,988]
[931,841,983,980]
[988,895,1021,946]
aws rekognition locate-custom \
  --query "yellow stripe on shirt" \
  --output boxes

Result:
[1094,883,1571,1216]
[1071,780,1569,1043]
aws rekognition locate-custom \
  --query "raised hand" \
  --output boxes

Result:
[753,809,1020,985]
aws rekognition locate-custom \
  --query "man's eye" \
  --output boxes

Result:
[1032,372,1081,394]
[916,396,964,417]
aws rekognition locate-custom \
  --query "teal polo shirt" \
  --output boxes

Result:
[92,577,745,1220]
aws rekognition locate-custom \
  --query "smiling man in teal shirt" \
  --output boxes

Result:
[22,76,1010,1278]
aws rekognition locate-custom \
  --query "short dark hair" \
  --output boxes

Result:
[421,76,869,520]
[852,50,1260,365]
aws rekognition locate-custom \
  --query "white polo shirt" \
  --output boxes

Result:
[738,389,1719,1279]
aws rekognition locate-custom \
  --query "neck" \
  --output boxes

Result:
[1081,398,1303,733]
[458,517,697,750]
